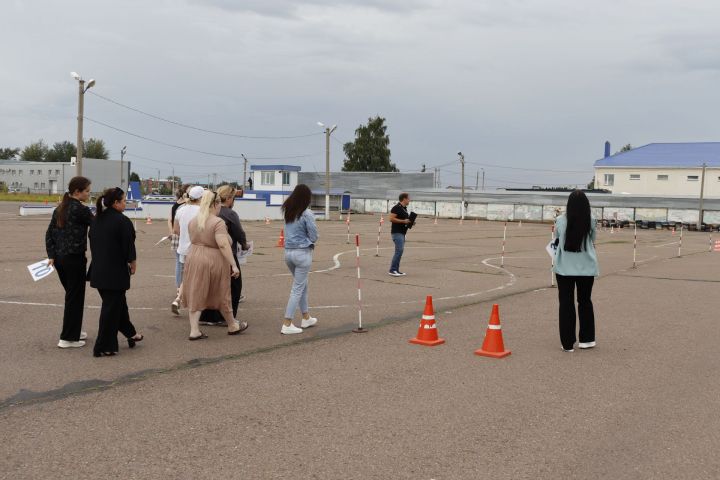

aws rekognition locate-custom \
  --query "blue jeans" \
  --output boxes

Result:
[390,233,405,273]
[284,248,313,319]
[175,251,184,289]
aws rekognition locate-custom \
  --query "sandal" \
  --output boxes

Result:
[128,334,144,348]
[93,351,116,357]
[228,321,248,336]
[188,333,208,341]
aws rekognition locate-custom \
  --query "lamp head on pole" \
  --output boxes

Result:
[70,71,80,80]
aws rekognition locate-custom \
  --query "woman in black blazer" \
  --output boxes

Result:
[89,187,143,357]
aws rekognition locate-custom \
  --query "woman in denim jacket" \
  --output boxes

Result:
[280,184,319,334]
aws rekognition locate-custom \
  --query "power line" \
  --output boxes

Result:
[86,117,321,160]
[88,91,323,140]
[464,160,589,174]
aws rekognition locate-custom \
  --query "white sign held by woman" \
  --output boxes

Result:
[28,260,55,281]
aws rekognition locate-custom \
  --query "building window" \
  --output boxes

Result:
[603,174,614,186]
[37,169,42,175]
[629,174,640,181]
[281,171,291,185]
[34,182,38,189]
[12,170,16,175]
[55,169,60,175]
[30,170,34,175]
[41,182,45,188]
[261,171,275,185]
[18,170,23,175]
[657,174,668,181]
[687,175,699,182]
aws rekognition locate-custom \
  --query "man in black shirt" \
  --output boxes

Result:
[389,192,412,276]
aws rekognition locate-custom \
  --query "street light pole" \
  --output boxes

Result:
[318,122,337,220]
[458,152,465,220]
[242,154,248,189]
[698,162,707,230]
[120,146,127,190]
[71,72,95,177]
[482,168,485,191]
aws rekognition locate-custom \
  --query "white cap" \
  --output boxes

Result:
[188,186,205,200]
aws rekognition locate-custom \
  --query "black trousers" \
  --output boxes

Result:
[94,289,137,354]
[556,274,595,349]
[200,260,242,323]
[54,254,87,341]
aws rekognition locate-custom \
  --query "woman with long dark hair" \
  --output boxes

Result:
[553,190,599,352]
[280,184,319,334]
[89,187,143,357]
[45,176,93,349]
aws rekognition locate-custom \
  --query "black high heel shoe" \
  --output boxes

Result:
[93,351,116,357]
[128,334,144,349]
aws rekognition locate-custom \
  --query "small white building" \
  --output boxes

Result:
[249,164,300,192]
[594,142,720,197]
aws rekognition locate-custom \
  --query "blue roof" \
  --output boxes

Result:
[250,164,301,172]
[594,143,720,168]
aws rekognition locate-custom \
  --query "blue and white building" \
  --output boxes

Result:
[594,142,720,197]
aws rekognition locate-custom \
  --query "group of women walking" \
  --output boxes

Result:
[47,176,598,355]
[46,178,322,358]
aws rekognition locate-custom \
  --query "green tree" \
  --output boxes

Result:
[129,172,141,182]
[20,139,49,162]
[0,147,20,160]
[45,141,77,162]
[342,116,397,172]
[83,138,109,159]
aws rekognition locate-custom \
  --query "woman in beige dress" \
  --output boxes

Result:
[182,190,242,340]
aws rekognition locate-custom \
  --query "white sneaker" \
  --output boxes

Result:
[80,331,88,340]
[171,300,180,316]
[281,324,303,335]
[388,271,402,277]
[58,340,86,348]
[301,317,318,328]
[562,347,574,352]
[578,341,596,349]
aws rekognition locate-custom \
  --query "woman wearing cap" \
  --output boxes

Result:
[182,190,242,340]
[280,184,319,335]
[45,176,93,349]
[89,187,143,357]
[553,190,599,352]
[171,185,203,314]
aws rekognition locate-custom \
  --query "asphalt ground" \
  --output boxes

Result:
[1,201,719,479]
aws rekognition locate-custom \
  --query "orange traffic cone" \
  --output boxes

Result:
[265,217,270,225]
[409,296,445,346]
[474,304,511,358]
[714,240,720,252]
[146,216,152,225]
[276,228,285,247]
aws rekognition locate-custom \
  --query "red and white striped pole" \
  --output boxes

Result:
[353,234,367,333]
[710,233,713,252]
[501,222,507,267]
[632,223,637,268]
[375,214,384,257]
[346,214,351,244]
[550,224,556,287]
[678,225,683,257]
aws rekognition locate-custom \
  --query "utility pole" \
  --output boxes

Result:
[475,170,479,190]
[698,162,707,230]
[318,122,337,220]
[458,152,465,219]
[241,154,248,189]
[157,169,160,193]
[171,166,175,195]
[120,146,127,190]
[482,168,485,191]
[71,72,95,177]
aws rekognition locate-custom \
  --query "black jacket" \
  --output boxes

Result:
[218,206,247,253]
[89,208,137,291]
[45,198,94,259]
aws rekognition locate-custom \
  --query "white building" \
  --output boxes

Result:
[249,164,299,192]
[594,142,720,197]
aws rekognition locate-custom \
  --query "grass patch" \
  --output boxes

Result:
[0,193,62,203]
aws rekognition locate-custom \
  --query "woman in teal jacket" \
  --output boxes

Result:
[553,190,599,352]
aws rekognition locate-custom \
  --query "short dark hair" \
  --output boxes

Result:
[399,192,409,202]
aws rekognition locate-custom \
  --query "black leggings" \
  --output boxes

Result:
[54,254,87,341]
[94,289,137,354]
[555,274,595,349]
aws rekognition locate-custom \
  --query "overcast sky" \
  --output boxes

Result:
[2,0,720,188]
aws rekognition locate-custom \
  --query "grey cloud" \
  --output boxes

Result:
[187,0,431,18]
